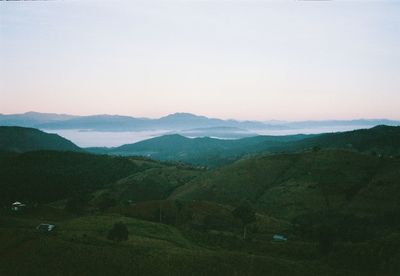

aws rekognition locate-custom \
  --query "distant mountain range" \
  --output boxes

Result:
[1,112,399,134]
[0,112,281,132]
[0,111,77,127]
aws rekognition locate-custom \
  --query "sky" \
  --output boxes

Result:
[1,0,399,121]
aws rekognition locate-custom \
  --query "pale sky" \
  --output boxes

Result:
[1,0,399,121]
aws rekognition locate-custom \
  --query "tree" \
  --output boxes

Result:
[312,146,321,152]
[107,222,129,242]
[232,201,256,240]
[175,200,184,225]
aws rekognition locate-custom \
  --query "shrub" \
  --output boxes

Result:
[107,222,129,242]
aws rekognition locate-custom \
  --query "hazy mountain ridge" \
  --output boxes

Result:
[0,112,280,131]
[2,112,398,133]
[0,112,77,127]
[285,119,400,128]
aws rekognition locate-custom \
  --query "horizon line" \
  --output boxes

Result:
[1,110,400,123]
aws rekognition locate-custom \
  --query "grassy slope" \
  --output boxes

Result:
[0,151,161,204]
[1,199,399,275]
[267,125,400,156]
[0,149,399,275]
[171,150,400,219]
[100,165,204,203]
[0,209,342,276]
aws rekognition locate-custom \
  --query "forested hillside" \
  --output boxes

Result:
[0,126,81,153]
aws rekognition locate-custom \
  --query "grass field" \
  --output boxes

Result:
[0,209,337,276]
[2,201,398,275]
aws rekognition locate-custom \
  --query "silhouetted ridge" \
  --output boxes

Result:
[0,126,82,153]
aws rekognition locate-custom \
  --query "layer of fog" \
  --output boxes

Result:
[44,125,370,148]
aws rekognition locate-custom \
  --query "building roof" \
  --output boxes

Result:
[37,224,56,232]
[273,234,287,241]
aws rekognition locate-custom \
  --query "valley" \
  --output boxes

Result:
[0,125,399,275]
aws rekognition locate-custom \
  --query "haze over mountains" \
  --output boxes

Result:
[1,111,399,132]
[2,111,399,147]
[0,112,280,131]
[2,124,400,168]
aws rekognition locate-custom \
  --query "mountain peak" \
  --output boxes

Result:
[24,111,41,115]
[161,113,204,119]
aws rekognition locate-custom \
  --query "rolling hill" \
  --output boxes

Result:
[0,126,82,153]
[87,125,400,168]
[171,150,400,220]
[102,165,204,203]
[0,151,153,204]
[87,134,311,167]
[267,125,400,156]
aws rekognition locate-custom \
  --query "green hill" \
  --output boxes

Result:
[170,149,400,267]
[268,125,400,156]
[0,151,154,204]
[87,126,400,168]
[89,134,310,167]
[98,166,204,203]
[171,150,400,220]
[0,126,81,153]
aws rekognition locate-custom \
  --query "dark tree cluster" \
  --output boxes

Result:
[107,222,129,242]
[232,201,256,240]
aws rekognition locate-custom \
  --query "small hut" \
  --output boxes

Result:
[272,234,287,242]
[11,201,26,211]
[36,224,56,232]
